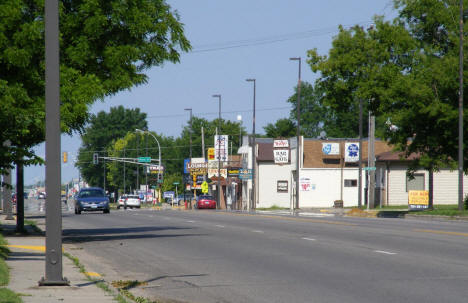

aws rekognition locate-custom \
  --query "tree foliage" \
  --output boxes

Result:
[307,1,467,171]
[263,118,296,138]
[0,0,190,176]
[76,106,148,188]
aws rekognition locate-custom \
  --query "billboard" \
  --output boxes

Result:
[344,143,359,162]
[322,143,340,155]
[214,135,228,161]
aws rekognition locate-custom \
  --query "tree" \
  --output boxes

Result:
[76,106,148,188]
[0,0,190,176]
[263,119,296,138]
[307,1,467,172]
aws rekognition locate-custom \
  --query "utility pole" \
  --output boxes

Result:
[123,148,126,194]
[368,114,376,209]
[40,0,68,285]
[103,156,106,193]
[358,98,363,208]
[458,0,464,211]
[3,141,14,220]
[201,127,205,159]
[289,57,302,209]
[212,94,222,209]
[185,108,193,159]
[246,79,256,210]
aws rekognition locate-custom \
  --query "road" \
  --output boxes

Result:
[26,200,468,303]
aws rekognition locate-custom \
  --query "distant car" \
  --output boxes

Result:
[38,192,46,199]
[121,195,141,209]
[74,187,110,214]
[117,195,127,209]
[196,195,216,209]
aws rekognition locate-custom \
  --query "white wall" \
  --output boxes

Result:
[387,165,468,205]
[257,163,292,208]
[299,168,360,208]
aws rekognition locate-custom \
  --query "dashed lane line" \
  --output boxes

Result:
[374,250,397,255]
[301,237,316,241]
[252,230,264,233]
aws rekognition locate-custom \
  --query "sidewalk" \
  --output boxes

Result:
[1,216,115,303]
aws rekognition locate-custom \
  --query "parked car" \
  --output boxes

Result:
[74,187,110,214]
[38,192,46,199]
[119,194,141,209]
[195,195,216,209]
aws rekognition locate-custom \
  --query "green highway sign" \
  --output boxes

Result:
[173,182,180,185]
[138,157,151,163]
[363,166,376,171]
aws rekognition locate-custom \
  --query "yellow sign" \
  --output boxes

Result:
[408,190,429,210]
[201,181,209,194]
[208,148,215,161]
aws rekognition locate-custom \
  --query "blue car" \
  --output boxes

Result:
[74,187,110,214]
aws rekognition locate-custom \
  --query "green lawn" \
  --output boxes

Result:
[411,204,468,216]
[0,233,23,303]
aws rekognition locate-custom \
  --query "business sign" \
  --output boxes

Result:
[322,143,340,155]
[208,168,227,178]
[207,148,215,161]
[239,169,252,180]
[227,168,240,177]
[187,161,208,175]
[408,190,429,210]
[300,177,316,191]
[273,139,289,148]
[277,180,288,193]
[344,143,359,162]
[163,191,174,199]
[274,150,289,164]
[214,135,228,161]
[183,158,190,174]
[148,165,164,174]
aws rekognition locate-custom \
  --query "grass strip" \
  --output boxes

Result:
[0,288,22,303]
[0,233,23,303]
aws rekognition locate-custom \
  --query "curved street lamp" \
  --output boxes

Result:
[136,129,162,201]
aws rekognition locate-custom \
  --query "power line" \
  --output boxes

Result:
[147,106,290,120]
[191,21,374,53]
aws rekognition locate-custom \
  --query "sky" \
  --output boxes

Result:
[21,0,397,186]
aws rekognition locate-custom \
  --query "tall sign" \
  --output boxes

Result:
[273,139,290,164]
[214,135,228,161]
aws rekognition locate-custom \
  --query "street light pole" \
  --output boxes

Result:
[40,0,68,286]
[290,57,301,210]
[212,94,222,209]
[136,129,161,202]
[246,79,256,210]
[184,108,193,159]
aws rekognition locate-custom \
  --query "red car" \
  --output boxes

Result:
[196,195,216,209]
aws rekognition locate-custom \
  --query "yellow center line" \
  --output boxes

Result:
[85,272,102,277]
[414,229,468,237]
[6,245,45,252]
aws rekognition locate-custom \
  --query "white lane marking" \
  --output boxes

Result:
[215,225,225,228]
[298,213,334,217]
[374,250,397,255]
[187,220,195,223]
[301,237,316,241]
[252,230,264,233]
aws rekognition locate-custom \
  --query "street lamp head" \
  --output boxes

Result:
[289,57,300,61]
[246,78,255,82]
[212,94,221,98]
[135,128,143,133]
[237,115,242,121]
[184,108,192,111]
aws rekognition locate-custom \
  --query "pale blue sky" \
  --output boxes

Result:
[23,0,396,185]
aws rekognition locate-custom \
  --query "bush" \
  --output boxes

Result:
[464,194,468,210]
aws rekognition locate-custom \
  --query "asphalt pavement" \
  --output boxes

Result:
[2,200,468,303]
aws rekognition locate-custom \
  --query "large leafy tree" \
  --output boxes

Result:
[0,0,190,176]
[263,118,296,138]
[307,1,467,172]
[76,106,147,188]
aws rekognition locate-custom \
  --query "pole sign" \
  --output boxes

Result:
[273,139,290,164]
[214,135,228,161]
[239,169,252,180]
[207,148,215,161]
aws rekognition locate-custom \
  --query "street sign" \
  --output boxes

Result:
[173,182,180,185]
[363,166,376,171]
[239,169,252,180]
[138,157,151,163]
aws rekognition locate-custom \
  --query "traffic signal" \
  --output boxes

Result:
[62,151,68,163]
[93,153,99,164]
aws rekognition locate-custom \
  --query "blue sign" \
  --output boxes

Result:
[163,191,175,198]
[183,158,190,174]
